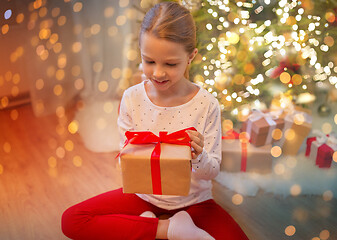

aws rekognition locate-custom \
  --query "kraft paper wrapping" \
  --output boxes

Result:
[278,108,312,156]
[120,143,191,196]
[221,139,272,174]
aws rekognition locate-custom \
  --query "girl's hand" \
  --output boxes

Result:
[186,130,204,159]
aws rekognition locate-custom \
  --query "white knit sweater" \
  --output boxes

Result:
[117,80,222,210]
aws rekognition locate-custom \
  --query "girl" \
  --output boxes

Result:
[62,2,249,240]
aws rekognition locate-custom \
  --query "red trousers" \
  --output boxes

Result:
[62,188,249,240]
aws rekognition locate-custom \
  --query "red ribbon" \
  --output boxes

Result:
[120,127,195,195]
[305,136,316,156]
[222,130,247,172]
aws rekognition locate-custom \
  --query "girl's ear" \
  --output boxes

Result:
[188,48,198,64]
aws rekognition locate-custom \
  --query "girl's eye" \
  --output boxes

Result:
[145,60,154,64]
[167,63,177,67]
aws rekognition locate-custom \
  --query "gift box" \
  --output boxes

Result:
[306,132,337,168]
[241,110,284,147]
[276,107,312,156]
[221,131,273,174]
[119,129,193,196]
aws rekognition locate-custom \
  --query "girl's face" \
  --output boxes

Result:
[140,32,197,92]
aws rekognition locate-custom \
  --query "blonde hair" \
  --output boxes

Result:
[139,2,197,78]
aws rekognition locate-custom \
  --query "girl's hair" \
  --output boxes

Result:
[139,2,196,55]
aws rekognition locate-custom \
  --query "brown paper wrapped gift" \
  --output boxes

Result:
[221,137,273,174]
[277,107,312,156]
[241,110,284,147]
[120,142,191,196]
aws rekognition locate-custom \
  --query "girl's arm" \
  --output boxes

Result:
[188,101,222,180]
[117,91,134,148]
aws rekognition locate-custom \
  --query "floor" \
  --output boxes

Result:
[0,103,336,240]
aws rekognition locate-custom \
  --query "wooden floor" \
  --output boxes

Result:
[0,104,336,240]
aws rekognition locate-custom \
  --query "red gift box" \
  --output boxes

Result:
[306,132,337,168]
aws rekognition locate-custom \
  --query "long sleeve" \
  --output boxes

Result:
[191,99,222,180]
[115,81,222,210]
[117,91,134,149]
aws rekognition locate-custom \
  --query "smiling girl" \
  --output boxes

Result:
[62,2,249,240]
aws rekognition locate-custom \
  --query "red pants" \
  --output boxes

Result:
[62,188,249,240]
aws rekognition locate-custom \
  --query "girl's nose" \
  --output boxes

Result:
[153,66,165,78]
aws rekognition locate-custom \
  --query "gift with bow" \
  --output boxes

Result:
[119,127,194,196]
[221,130,273,174]
[306,130,337,168]
[241,109,285,147]
[276,106,312,156]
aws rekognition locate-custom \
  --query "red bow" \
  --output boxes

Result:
[120,127,195,195]
[270,59,300,79]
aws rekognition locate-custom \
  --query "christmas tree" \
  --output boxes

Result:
[179,0,337,123]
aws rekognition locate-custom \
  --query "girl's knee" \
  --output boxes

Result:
[61,206,83,239]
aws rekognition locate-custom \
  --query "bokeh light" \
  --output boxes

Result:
[56,147,66,158]
[96,118,107,129]
[10,110,19,120]
[294,113,305,125]
[98,81,108,92]
[232,193,243,205]
[51,7,60,17]
[53,84,63,96]
[57,16,67,26]
[285,225,296,236]
[16,13,24,23]
[56,69,65,81]
[103,101,114,113]
[119,0,129,8]
[272,128,282,140]
[56,124,65,135]
[271,146,282,157]
[116,15,127,26]
[321,122,332,134]
[72,42,82,53]
[284,128,295,140]
[274,163,285,175]
[48,156,57,168]
[2,24,9,35]
[322,190,333,201]
[64,140,74,151]
[290,184,301,196]
[93,62,103,73]
[4,9,12,20]
[222,119,233,132]
[280,72,291,84]
[3,142,11,153]
[68,120,79,134]
[104,7,114,18]
[319,230,330,240]
[111,68,121,79]
[74,78,84,90]
[56,106,65,118]
[73,2,83,12]
[36,78,44,90]
[73,156,83,167]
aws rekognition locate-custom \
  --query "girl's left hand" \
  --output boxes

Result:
[186,130,204,159]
